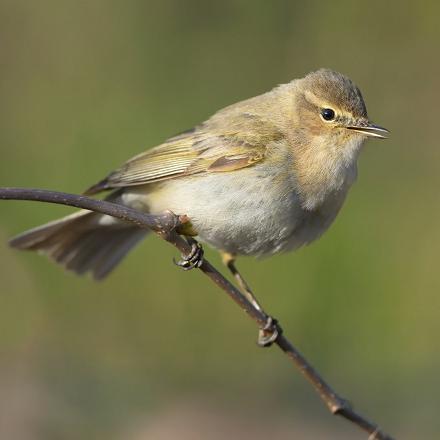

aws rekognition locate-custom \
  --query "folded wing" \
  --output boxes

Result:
[85,112,284,195]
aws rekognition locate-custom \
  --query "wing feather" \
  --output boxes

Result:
[84,113,284,194]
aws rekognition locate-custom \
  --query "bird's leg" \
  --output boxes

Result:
[221,252,263,312]
[221,252,281,347]
[174,237,204,270]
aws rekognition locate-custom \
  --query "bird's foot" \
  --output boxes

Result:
[257,316,282,347]
[174,240,204,271]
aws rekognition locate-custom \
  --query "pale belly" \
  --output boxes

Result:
[121,166,351,257]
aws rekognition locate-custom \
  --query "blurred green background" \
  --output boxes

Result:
[0,1,439,439]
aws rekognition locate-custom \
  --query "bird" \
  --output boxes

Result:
[10,68,388,310]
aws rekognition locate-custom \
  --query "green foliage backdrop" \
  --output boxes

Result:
[0,1,439,438]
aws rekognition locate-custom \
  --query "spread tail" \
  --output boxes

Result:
[9,209,148,280]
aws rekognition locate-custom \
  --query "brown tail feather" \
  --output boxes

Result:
[9,209,148,279]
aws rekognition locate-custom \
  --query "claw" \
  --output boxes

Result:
[257,316,282,347]
[173,241,204,271]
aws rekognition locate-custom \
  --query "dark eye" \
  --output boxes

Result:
[321,108,335,121]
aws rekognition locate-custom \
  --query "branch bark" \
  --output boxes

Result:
[0,187,395,440]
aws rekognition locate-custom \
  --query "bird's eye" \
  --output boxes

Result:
[321,108,335,121]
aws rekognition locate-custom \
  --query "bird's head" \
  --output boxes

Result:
[291,69,388,160]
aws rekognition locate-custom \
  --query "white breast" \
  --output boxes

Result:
[122,158,356,256]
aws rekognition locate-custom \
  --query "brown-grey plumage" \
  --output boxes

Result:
[10,69,388,279]
[10,191,148,279]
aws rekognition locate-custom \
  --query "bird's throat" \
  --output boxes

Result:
[293,136,362,210]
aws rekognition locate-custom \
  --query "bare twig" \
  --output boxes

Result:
[0,187,394,440]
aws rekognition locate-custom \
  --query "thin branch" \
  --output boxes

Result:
[0,187,395,440]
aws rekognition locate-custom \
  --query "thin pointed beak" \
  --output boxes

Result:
[346,123,390,139]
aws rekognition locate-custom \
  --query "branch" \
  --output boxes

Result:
[0,187,395,440]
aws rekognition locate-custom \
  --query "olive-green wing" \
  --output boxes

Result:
[84,114,283,195]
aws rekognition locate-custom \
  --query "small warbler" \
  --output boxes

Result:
[10,69,388,289]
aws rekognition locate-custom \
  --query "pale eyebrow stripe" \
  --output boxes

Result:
[303,90,354,120]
